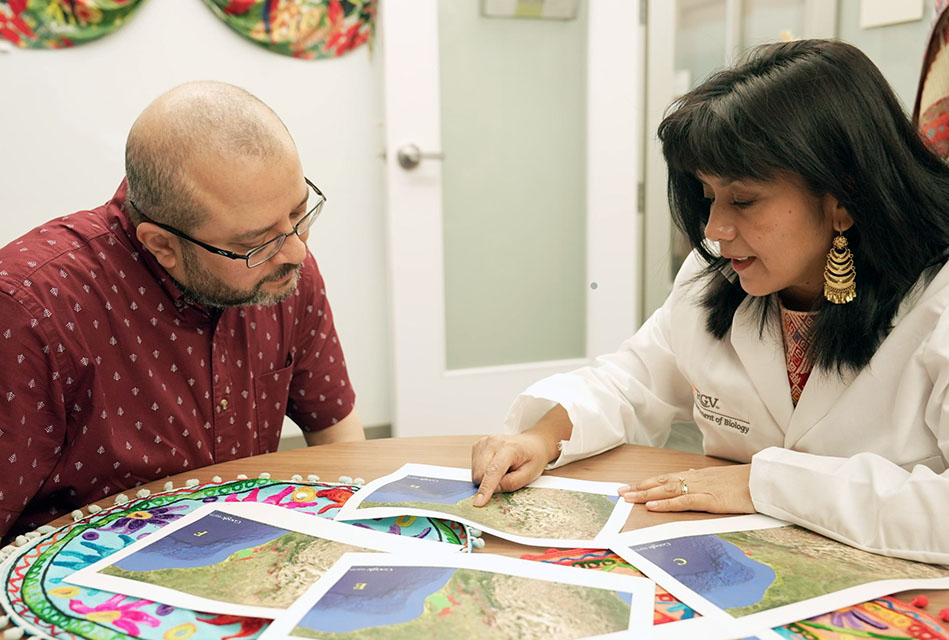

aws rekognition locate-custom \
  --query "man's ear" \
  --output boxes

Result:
[136,223,180,270]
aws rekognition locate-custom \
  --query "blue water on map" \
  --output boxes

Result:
[112,511,288,572]
[365,475,478,505]
[297,566,456,632]
[365,475,618,507]
[632,533,775,610]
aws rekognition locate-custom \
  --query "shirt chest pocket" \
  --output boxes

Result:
[252,357,294,455]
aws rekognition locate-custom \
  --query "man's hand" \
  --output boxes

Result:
[618,464,754,514]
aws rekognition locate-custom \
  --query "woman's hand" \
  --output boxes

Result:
[470,405,574,507]
[618,464,755,514]
[470,432,553,506]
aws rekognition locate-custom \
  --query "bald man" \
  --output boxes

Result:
[0,82,364,542]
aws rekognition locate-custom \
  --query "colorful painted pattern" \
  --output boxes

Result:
[921,97,949,161]
[0,478,470,639]
[915,0,949,156]
[0,0,375,57]
[0,0,145,49]
[777,596,949,639]
[200,0,376,59]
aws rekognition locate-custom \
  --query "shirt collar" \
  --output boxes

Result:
[108,178,196,312]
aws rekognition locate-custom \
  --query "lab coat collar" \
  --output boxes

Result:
[730,297,855,447]
[730,297,794,432]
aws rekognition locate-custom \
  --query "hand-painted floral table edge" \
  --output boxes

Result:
[0,475,470,640]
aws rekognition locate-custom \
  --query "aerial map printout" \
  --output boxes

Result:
[611,514,949,638]
[334,463,632,547]
[66,502,460,618]
[259,552,656,639]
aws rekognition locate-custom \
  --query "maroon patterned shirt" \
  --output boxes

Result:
[0,182,355,540]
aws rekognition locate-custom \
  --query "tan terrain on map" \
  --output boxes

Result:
[290,568,632,639]
[102,532,368,608]
[362,486,617,539]
[719,526,949,617]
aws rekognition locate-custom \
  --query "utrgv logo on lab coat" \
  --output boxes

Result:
[696,392,720,409]
[691,385,751,435]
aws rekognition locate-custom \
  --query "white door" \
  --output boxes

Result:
[381,0,642,437]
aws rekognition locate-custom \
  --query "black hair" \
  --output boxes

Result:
[658,39,949,373]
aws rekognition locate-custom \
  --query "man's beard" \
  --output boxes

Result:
[177,244,301,308]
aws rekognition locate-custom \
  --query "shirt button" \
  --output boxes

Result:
[175,299,185,309]
[218,398,229,412]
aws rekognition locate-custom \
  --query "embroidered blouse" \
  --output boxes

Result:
[780,302,818,406]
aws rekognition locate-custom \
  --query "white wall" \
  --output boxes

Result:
[0,0,391,429]
[838,0,935,107]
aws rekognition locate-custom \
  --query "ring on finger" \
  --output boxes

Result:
[678,476,689,495]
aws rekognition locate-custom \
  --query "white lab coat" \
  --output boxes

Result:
[505,251,949,564]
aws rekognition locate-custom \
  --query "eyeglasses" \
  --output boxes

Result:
[129,178,325,269]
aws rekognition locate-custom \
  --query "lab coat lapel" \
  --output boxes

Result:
[730,299,793,431]
[784,362,853,447]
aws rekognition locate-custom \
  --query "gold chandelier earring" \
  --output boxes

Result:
[824,231,856,304]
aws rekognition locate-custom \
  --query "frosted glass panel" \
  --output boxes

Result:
[676,0,727,91]
[439,1,587,370]
[742,0,805,47]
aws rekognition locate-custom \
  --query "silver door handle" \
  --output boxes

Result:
[397,144,444,170]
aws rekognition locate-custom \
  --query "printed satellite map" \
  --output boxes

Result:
[358,475,618,539]
[290,565,633,639]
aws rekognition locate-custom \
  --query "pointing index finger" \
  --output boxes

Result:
[473,453,514,507]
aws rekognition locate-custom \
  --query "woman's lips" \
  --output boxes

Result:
[731,256,755,272]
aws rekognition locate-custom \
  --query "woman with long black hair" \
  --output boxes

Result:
[472,39,949,564]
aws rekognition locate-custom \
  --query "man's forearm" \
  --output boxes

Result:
[303,408,365,445]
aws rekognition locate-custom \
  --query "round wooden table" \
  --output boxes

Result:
[11,435,949,629]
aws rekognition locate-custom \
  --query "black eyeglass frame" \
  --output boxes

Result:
[129,177,325,269]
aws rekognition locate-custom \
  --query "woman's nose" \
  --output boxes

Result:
[704,204,737,242]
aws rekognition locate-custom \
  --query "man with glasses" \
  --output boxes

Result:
[0,82,364,542]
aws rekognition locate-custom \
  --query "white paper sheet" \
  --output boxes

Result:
[650,616,786,640]
[259,551,656,639]
[66,502,461,618]
[611,514,949,638]
[334,463,633,548]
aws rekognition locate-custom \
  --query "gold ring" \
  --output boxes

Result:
[678,476,688,495]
